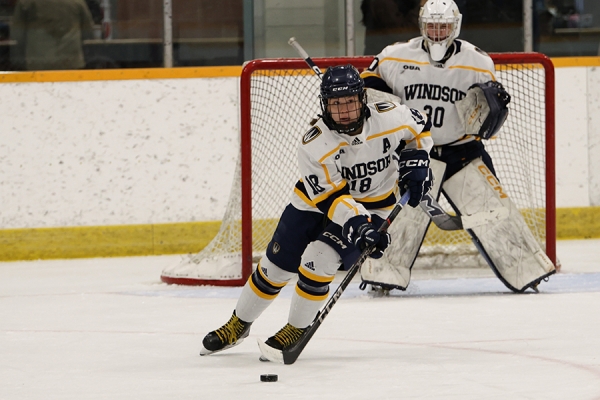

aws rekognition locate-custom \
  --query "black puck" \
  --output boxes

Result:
[260,374,278,382]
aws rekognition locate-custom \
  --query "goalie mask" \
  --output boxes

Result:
[320,64,368,135]
[419,0,462,62]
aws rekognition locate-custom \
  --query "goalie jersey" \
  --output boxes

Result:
[362,38,496,146]
[291,101,433,229]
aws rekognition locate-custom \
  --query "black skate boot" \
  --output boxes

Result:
[265,323,306,350]
[258,323,308,363]
[200,311,252,356]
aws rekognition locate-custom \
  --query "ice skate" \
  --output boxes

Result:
[200,311,252,355]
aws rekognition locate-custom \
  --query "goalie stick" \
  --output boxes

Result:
[288,37,509,232]
[257,191,411,365]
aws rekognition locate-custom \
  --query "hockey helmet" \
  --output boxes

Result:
[320,64,368,135]
[419,0,462,62]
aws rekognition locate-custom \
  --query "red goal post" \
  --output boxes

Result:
[160,53,555,287]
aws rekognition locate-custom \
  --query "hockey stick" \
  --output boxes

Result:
[418,193,509,230]
[257,191,411,365]
[288,37,324,78]
[288,37,509,232]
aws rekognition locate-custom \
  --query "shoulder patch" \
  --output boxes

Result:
[475,47,489,56]
[302,126,322,144]
[374,101,397,113]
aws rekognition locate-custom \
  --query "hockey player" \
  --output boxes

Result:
[360,0,556,293]
[200,64,434,356]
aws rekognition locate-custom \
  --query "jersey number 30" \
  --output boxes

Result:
[423,105,445,128]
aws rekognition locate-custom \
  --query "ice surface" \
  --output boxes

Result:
[1,239,599,399]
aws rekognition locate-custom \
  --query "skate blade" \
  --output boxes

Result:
[200,338,245,356]
[256,338,284,364]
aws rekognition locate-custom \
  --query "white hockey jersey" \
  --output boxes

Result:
[363,38,496,146]
[291,101,433,228]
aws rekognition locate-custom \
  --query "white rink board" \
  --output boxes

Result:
[1,64,599,230]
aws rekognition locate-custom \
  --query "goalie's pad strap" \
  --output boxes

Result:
[442,158,555,292]
[360,159,447,290]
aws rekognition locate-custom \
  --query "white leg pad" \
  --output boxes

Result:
[235,257,294,323]
[289,241,340,328]
[443,158,556,292]
[361,159,447,290]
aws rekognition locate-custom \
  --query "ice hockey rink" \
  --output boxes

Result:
[1,239,599,400]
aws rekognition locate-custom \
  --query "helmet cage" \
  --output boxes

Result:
[319,65,368,135]
[419,0,462,61]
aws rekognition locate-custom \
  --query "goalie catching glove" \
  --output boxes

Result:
[456,80,511,139]
[398,148,433,207]
[343,215,391,259]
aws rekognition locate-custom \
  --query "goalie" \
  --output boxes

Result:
[360,0,556,293]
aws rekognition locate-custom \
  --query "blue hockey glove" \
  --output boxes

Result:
[343,215,391,259]
[398,148,433,208]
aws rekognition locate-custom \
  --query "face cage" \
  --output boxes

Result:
[420,18,457,44]
[320,92,367,135]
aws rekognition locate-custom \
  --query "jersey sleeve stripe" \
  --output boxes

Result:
[367,124,416,141]
[448,65,496,80]
[405,129,432,148]
[312,179,348,205]
[360,71,380,79]
[379,57,430,66]
[327,194,360,221]
[356,191,397,210]
[294,180,317,208]
[318,143,346,164]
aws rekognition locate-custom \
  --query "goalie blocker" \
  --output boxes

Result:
[362,157,556,293]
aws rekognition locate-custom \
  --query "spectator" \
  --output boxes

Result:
[11,0,94,70]
[361,0,424,55]
[85,0,103,25]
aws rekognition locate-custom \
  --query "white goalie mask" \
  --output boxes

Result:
[419,0,462,62]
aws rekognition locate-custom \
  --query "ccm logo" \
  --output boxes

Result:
[332,86,349,91]
[323,232,348,250]
[478,165,508,198]
[399,159,429,168]
[403,65,420,71]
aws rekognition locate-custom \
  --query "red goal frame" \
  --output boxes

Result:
[238,53,555,284]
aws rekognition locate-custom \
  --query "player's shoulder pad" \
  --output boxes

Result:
[474,46,489,57]
[459,40,491,59]
[379,39,414,57]
[302,125,323,145]
[372,101,397,113]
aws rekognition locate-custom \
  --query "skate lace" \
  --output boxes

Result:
[214,314,245,345]
[272,324,305,347]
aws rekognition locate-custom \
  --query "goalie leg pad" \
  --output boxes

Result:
[442,158,556,292]
[360,159,447,290]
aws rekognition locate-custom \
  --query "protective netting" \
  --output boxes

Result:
[161,55,553,285]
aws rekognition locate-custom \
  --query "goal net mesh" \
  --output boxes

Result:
[161,55,553,285]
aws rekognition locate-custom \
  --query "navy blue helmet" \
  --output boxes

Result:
[320,64,368,135]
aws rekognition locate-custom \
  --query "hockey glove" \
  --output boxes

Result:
[456,80,511,139]
[398,148,433,208]
[342,215,391,259]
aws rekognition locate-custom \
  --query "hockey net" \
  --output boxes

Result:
[161,53,555,286]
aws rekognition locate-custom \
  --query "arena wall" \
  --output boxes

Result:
[1,58,599,261]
